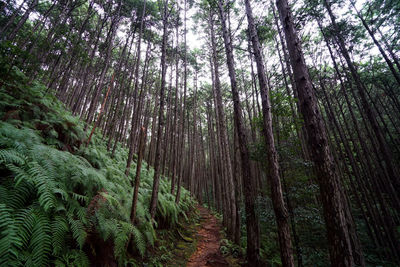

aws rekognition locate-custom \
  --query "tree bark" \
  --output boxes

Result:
[150,0,169,219]
[208,9,237,242]
[276,0,357,265]
[324,0,400,193]
[244,1,294,265]
[217,0,260,265]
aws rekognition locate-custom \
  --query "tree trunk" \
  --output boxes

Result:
[126,0,147,175]
[324,0,400,193]
[244,1,294,265]
[276,0,358,265]
[7,0,38,42]
[208,9,237,241]
[150,0,169,219]
[217,0,260,265]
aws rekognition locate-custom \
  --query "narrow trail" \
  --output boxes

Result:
[187,206,230,267]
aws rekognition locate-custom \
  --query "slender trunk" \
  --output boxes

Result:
[126,0,147,175]
[208,9,237,241]
[350,1,400,87]
[170,5,180,193]
[324,0,400,193]
[276,0,358,265]
[126,126,147,249]
[7,0,38,41]
[245,1,294,265]
[129,126,147,224]
[217,0,260,264]
[0,0,28,36]
[176,0,187,205]
[150,0,169,219]
[86,9,120,128]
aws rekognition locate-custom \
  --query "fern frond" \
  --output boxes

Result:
[113,222,133,260]
[27,161,57,211]
[30,210,51,267]
[142,222,156,247]
[52,216,68,256]
[7,180,34,209]
[135,201,146,219]
[0,185,9,204]
[68,216,86,249]
[14,206,36,249]
[99,192,119,208]
[181,211,189,222]
[132,226,145,257]
[0,204,21,265]
[71,192,88,204]
[53,188,68,201]
[7,163,30,187]
[0,149,26,165]
[68,249,90,267]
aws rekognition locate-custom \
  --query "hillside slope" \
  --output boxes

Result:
[0,64,196,266]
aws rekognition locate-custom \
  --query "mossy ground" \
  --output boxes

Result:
[139,207,200,266]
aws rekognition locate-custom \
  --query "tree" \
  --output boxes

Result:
[216,0,261,265]
[150,0,170,219]
[244,1,294,266]
[276,0,361,265]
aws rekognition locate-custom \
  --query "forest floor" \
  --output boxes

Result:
[186,205,242,267]
[187,205,230,267]
[158,205,241,266]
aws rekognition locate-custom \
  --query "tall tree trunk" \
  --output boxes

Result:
[323,0,400,193]
[170,4,180,194]
[244,1,294,265]
[126,0,147,175]
[7,0,38,42]
[150,0,169,219]
[176,0,187,205]
[349,1,400,87]
[276,0,359,265]
[0,0,28,37]
[86,3,121,128]
[216,0,260,265]
[208,9,237,241]
[126,126,147,249]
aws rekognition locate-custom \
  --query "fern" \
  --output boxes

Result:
[114,221,133,261]
[30,210,52,267]
[0,149,26,165]
[27,161,57,212]
[68,216,86,249]
[56,249,89,267]
[6,180,34,209]
[52,216,69,255]
[0,204,21,265]
[14,207,36,249]
[142,221,156,247]
[132,226,146,257]
[0,186,8,204]
[0,69,195,266]
[71,192,88,205]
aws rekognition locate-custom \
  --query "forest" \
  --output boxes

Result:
[0,0,399,266]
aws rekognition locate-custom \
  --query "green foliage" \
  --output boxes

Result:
[219,238,242,258]
[0,66,195,266]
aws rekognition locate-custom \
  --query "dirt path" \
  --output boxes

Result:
[187,206,230,267]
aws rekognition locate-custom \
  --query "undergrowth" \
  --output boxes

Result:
[0,62,195,266]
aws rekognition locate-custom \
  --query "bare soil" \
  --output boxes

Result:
[187,206,230,267]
